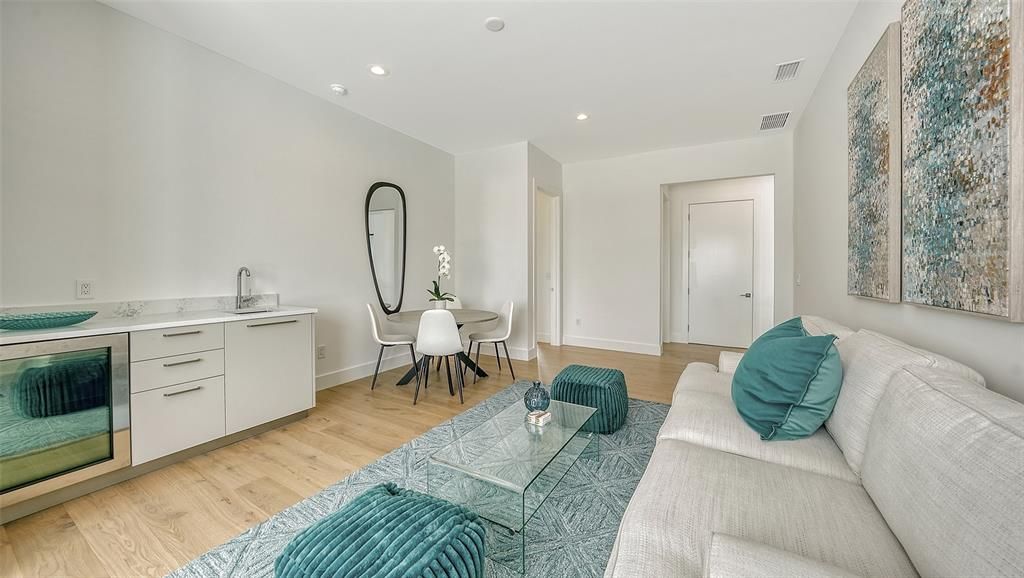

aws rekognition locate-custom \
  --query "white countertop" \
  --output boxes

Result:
[0,306,318,346]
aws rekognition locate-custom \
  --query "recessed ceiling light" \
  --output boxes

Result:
[485,17,505,32]
[576,113,589,121]
[329,83,348,96]
[368,64,389,76]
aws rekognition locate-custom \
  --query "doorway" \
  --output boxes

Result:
[688,200,754,347]
[534,188,561,346]
[663,175,774,348]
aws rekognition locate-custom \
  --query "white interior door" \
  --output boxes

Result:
[688,200,754,347]
[368,209,396,308]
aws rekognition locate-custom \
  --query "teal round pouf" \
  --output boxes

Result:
[551,364,628,434]
[275,483,486,578]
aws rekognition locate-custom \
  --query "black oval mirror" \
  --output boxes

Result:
[365,182,407,315]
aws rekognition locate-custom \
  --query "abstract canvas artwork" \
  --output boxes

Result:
[901,0,1023,320]
[848,22,901,302]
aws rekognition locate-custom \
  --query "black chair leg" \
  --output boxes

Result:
[408,345,418,383]
[423,356,431,389]
[436,356,443,374]
[371,345,385,390]
[445,356,455,396]
[464,340,474,377]
[413,355,425,404]
[495,343,502,372]
[502,341,516,380]
[473,342,482,384]
[455,357,465,404]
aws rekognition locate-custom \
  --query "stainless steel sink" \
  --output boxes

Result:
[223,307,275,315]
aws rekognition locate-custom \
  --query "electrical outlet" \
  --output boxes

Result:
[576,318,582,327]
[75,279,95,300]
[316,345,327,360]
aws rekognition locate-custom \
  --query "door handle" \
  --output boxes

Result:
[740,293,752,298]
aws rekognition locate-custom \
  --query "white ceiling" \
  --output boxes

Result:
[101,0,858,163]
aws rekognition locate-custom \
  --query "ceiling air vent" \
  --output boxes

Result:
[774,59,803,82]
[760,111,791,131]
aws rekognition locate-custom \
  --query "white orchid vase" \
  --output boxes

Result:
[428,245,455,307]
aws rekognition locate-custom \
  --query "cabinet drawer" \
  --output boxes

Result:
[130,323,223,362]
[130,376,226,465]
[130,349,224,394]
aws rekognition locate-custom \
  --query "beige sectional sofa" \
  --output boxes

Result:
[605,316,1024,577]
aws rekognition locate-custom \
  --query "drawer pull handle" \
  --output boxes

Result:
[163,358,202,368]
[163,385,203,397]
[163,330,202,338]
[247,319,298,328]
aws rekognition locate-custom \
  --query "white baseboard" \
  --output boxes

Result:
[537,332,550,343]
[562,334,662,356]
[316,351,415,391]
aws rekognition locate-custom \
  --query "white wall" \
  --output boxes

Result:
[793,0,1024,401]
[562,134,795,355]
[453,142,530,358]
[667,175,775,343]
[1,0,455,388]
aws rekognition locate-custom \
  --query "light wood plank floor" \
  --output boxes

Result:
[2,342,733,577]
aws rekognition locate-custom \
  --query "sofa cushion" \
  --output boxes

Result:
[706,533,862,578]
[674,362,733,395]
[861,367,1024,578]
[661,389,857,482]
[604,440,916,578]
[732,318,842,440]
[826,329,984,475]
[801,315,854,341]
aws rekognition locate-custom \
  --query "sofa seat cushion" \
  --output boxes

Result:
[862,367,1024,578]
[827,329,984,475]
[707,533,862,578]
[659,389,857,482]
[673,362,733,395]
[604,440,915,578]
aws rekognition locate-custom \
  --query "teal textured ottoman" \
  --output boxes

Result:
[275,483,486,578]
[551,364,628,434]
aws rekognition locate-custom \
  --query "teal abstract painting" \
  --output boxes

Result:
[901,0,1019,318]
[848,23,901,302]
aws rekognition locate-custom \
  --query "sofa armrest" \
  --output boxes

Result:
[706,533,862,578]
[717,351,744,374]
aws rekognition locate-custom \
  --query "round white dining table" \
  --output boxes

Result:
[387,308,499,384]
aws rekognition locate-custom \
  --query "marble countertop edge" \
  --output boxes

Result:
[0,306,318,346]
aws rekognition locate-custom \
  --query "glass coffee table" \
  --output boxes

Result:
[427,399,598,574]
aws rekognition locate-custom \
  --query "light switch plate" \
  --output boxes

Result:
[75,279,95,300]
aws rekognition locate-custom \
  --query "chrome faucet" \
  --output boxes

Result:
[236,267,251,309]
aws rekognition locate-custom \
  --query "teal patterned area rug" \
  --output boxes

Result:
[169,380,669,578]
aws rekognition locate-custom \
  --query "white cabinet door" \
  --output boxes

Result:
[224,315,313,434]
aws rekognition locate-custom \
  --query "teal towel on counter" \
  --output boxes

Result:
[275,483,486,578]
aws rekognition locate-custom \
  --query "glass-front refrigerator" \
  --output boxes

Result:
[0,333,130,512]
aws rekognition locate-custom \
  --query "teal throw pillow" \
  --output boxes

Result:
[731,317,843,440]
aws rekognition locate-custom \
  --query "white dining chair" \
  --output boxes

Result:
[366,304,417,391]
[432,296,465,373]
[467,300,515,384]
[415,309,466,405]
